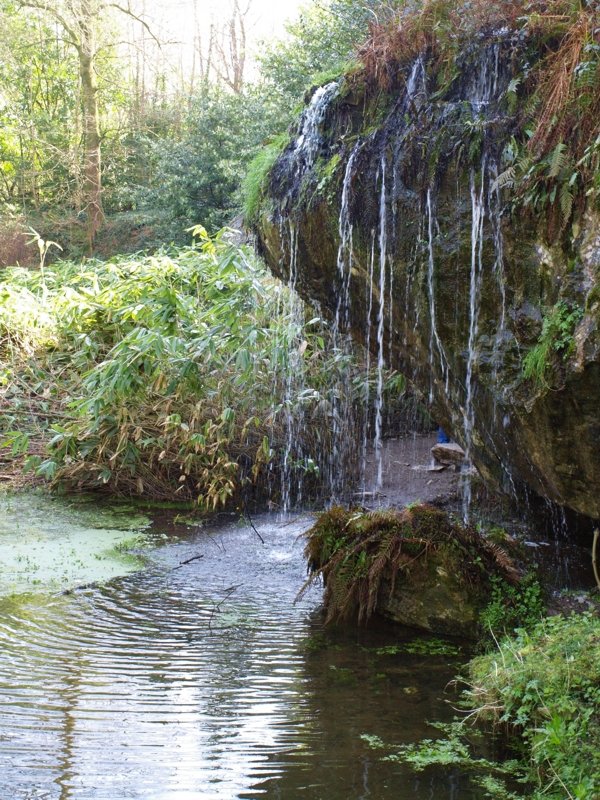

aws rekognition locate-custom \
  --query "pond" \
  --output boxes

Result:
[0,494,485,799]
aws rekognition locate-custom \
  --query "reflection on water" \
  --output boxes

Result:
[0,509,484,799]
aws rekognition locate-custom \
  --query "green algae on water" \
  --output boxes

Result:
[0,492,151,595]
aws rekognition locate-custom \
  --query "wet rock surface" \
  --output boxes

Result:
[255,37,600,522]
[431,442,466,468]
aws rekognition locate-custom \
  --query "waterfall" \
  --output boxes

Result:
[469,43,499,113]
[264,40,527,517]
[489,158,507,359]
[334,143,360,335]
[292,82,339,175]
[360,231,377,493]
[280,222,302,515]
[462,162,487,523]
[426,189,449,402]
[374,157,388,493]
[328,142,363,504]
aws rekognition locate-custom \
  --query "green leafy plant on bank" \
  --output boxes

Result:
[363,613,600,799]
[522,300,583,386]
[243,133,290,225]
[479,574,546,639]
[0,228,369,507]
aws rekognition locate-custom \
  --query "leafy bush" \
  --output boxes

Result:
[522,300,583,386]
[467,613,600,799]
[0,228,365,508]
[363,612,600,799]
[479,574,546,639]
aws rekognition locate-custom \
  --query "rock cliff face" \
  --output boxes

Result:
[254,34,600,521]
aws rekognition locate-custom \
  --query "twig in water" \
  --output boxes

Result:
[208,583,241,630]
[173,553,204,570]
[244,509,265,544]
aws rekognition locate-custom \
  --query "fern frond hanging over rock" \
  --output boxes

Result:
[301,505,521,635]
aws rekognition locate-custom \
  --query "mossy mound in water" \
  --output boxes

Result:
[303,505,520,637]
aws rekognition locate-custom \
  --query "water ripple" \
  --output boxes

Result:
[0,512,481,800]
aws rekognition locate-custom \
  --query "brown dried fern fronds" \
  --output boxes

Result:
[301,504,520,625]
[528,9,598,157]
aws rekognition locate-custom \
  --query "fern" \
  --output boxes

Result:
[302,506,520,625]
[559,180,574,227]
[491,166,516,192]
[548,142,568,178]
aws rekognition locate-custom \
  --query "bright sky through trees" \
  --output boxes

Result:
[135,0,305,81]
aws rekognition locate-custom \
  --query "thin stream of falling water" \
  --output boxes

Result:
[334,145,360,335]
[489,157,507,371]
[292,82,339,173]
[360,231,377,493]
[426,189,449,401]
[374,157,388,492]
[462,163,487,523]
[281,222,302,514]
[329,144,361,502]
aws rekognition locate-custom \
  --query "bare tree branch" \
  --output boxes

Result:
[17,0,80,47]
[106,2,162,48]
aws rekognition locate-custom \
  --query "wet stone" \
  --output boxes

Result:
[431,442,466,467]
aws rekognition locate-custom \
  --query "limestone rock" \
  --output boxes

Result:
[255,34,600,521]
[431,442,466,468]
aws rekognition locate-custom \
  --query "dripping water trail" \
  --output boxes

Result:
[462,162,487,523]
[329,144,362,503]
[360,231,376,494]
[334,145,359,336]
[280,222,304,515]
[489,158,507,376]
[426,189,449,402]
[374,157,388,493]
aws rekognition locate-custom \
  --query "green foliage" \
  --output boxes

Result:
[0,229,362,507]
[479,574,546,639]
[467,613,600,799]
[243,133,289,225]
[257,0,388,130]
[125,88,266,242]
[522,300,584,386]
[372,638,462,656]
[363,613,600,799]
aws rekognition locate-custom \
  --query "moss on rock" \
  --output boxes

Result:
[303,505,520,637]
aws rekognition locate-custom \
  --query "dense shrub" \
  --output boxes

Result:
[0,229,365,508]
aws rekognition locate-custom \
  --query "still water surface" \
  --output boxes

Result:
[0,500,484,799]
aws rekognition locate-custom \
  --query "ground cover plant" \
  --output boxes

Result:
[362,602,600,799]
[0,228,366,509]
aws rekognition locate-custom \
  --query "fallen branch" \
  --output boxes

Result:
[172,553,205,570]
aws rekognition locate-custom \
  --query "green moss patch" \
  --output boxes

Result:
[0,492,151,595]
[302,505,520,625]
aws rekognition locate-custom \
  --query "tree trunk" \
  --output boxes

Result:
[78,21,103,252]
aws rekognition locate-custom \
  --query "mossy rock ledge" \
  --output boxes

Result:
[254,32,600,522]
[303,505,520,639]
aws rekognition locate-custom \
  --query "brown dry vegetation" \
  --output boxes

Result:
[301,505,520,624]
[358,0,600,169]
